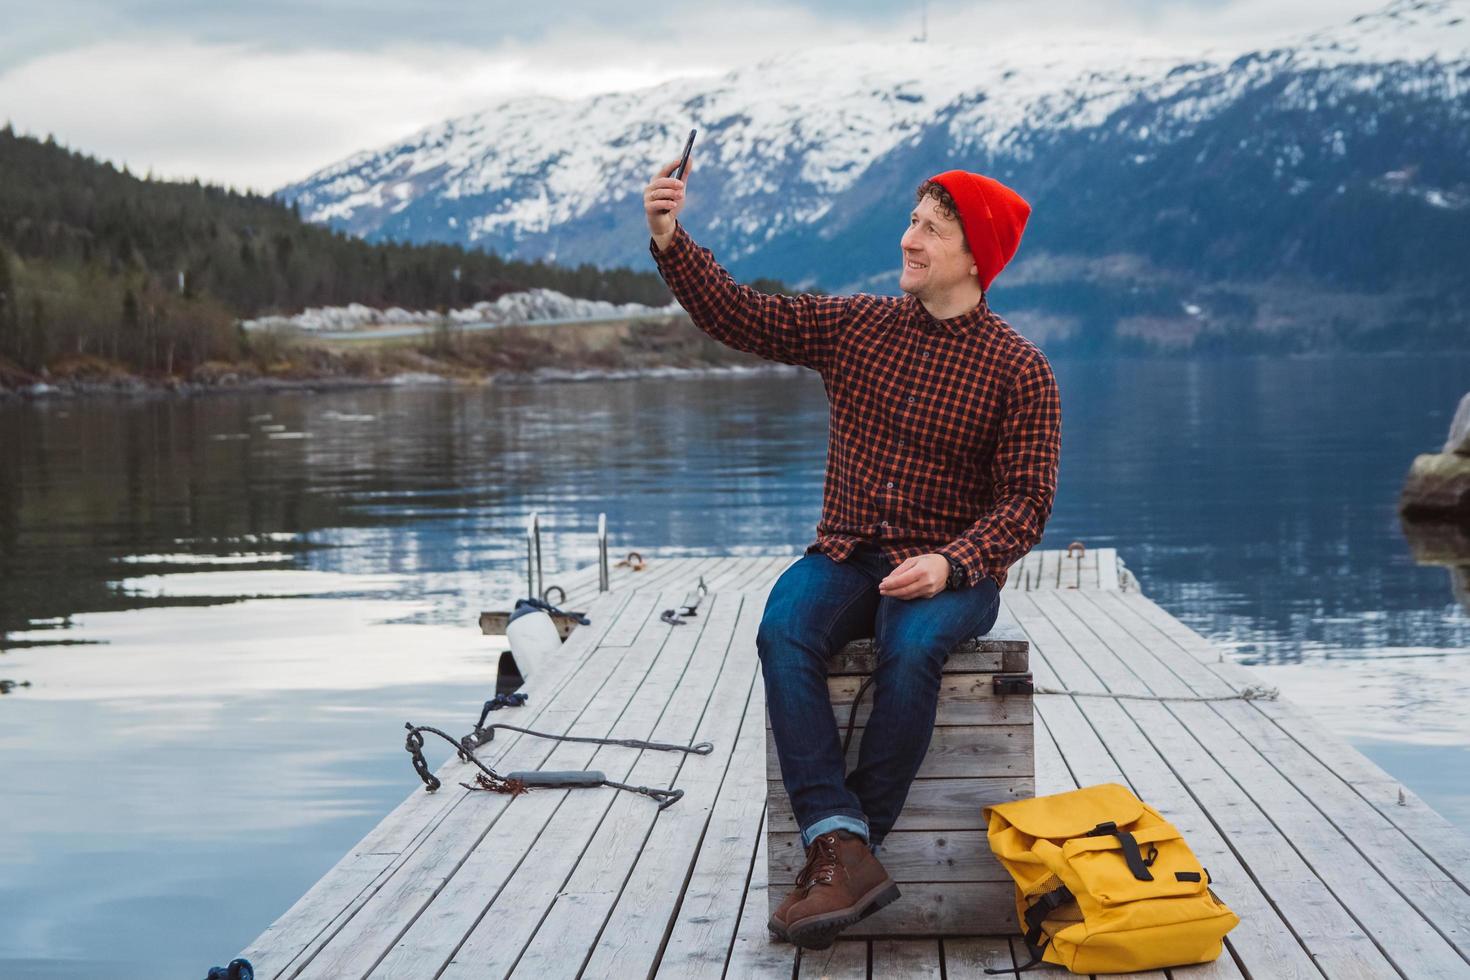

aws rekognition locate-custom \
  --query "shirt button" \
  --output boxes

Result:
[922,351,931,358]
[886,481,894,489]
[897,439,905,446]
[880,520,889,527]
[907,396,915,403]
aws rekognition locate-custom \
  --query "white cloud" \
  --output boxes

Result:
[0,0,1385,192]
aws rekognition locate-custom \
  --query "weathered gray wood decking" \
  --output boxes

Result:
[242,549,1470,979]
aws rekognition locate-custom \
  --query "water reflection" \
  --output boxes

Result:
[1,354,1469,975]
[1401,519,1470,614]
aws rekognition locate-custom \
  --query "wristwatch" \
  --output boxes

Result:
[943,556,967,591]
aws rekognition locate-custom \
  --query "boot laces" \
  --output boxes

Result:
[798,833,843,887]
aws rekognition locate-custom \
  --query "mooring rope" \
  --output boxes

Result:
[403,722,711,810]
[1032,684,1279,702]
[836,676,1273,750]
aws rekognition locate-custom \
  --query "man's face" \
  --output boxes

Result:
[899,195,977,301]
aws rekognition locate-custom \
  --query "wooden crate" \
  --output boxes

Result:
[765,602,1033,937]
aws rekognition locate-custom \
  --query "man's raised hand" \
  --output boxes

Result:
[645,158,691,252]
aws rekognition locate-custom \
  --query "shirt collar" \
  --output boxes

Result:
[905,294,992,337]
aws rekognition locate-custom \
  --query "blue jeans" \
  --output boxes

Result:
[757,542,1002,850]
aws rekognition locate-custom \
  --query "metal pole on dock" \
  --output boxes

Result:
[598,513,609,593]
[526,512,544,600]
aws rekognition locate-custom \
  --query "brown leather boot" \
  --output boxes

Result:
[784,830,900,950]
[768,845,828,940]
[767,881,807,941]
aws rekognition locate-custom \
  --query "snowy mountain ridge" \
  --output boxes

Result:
[282,0,1468,264]
[277,0,1470,353]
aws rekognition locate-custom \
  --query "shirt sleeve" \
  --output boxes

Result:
[650,223,847,374]
[936,352,1062,587]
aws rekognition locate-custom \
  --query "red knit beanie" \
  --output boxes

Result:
[927,170,1031,292]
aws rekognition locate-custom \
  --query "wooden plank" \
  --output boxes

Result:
[1003,551,1028,591]
[1118,592,1470,893]
[653,677,773,977]
[240,585,643,978]
[1070,581,1468,974]
[291,588,700,978]
[829,602,1028,675]
[632,554,736,594]
[1072,583,1470,974]
[766,725,1033,780]
[522,596,770,977]
[1254,698,1470,893]
[1013,590,1373,979]
[766,776,1033,834]
[257,588,653,977]
[1057,591,1233,699]
[870,939,941,978]
[796,939,867,978]
[1016,594,1302,978]
[378,590,741,977]
[1032,714,1076,796]
[477,551,704,637]
[723,819,800,979]
[943,937,1018,979]
[1081,591,1470,965]
[821,881,1015,937]
[572,571,783,977]
[737,555,794,597]
[510,571,781,979]
[820,673,1033,729]
[729,555,796,595]
[1096,547,1120,591]
[1008,629,1173,980]
[769,831,1008,884]
[437,591,753,978]
[686,555,753,593]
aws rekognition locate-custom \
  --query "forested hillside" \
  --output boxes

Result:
[0,127,675,378]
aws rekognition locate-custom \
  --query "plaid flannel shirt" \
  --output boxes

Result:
[650,223,1060,590]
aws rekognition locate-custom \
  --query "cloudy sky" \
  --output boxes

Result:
[0,0,1364,193]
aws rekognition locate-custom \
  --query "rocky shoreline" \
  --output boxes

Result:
[0,360,802,402]
[0,315,805,402]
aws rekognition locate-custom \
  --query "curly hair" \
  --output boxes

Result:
[913,179,970,253]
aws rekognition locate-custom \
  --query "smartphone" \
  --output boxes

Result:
[672,129,697,181]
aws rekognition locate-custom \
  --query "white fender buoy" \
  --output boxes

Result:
[499,598,562,693]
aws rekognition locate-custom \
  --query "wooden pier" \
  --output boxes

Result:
[242,549,1470,978]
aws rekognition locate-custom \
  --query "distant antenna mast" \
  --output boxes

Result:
[913,0,928,42]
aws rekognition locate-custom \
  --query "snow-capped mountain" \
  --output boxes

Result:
[280,0,1470,352]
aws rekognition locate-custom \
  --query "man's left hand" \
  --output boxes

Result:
[878,554,951,600]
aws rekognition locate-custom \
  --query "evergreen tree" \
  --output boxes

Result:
[0,247,18,360]
[27,296,46,371]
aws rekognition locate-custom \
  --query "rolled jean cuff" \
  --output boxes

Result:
[801,813,869,848]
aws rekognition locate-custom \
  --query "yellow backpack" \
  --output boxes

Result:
[984,783,1239,974]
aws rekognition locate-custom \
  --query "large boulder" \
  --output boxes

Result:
[1399,453,1470,518]
[1446,392,1470,456]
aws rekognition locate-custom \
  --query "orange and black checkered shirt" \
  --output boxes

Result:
[650,223,1060,590]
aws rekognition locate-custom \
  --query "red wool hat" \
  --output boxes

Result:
[927,170,1031,292]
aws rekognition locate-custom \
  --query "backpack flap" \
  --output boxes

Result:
[987,783,1145,841]
[985,783,1147,898]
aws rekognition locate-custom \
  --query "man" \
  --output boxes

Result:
[643,158,1060,950]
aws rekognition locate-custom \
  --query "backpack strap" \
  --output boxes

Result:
[1085,821,1156,881]
[983,884,1073,974]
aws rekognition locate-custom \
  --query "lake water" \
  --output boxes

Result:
[2,353,1468,977]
